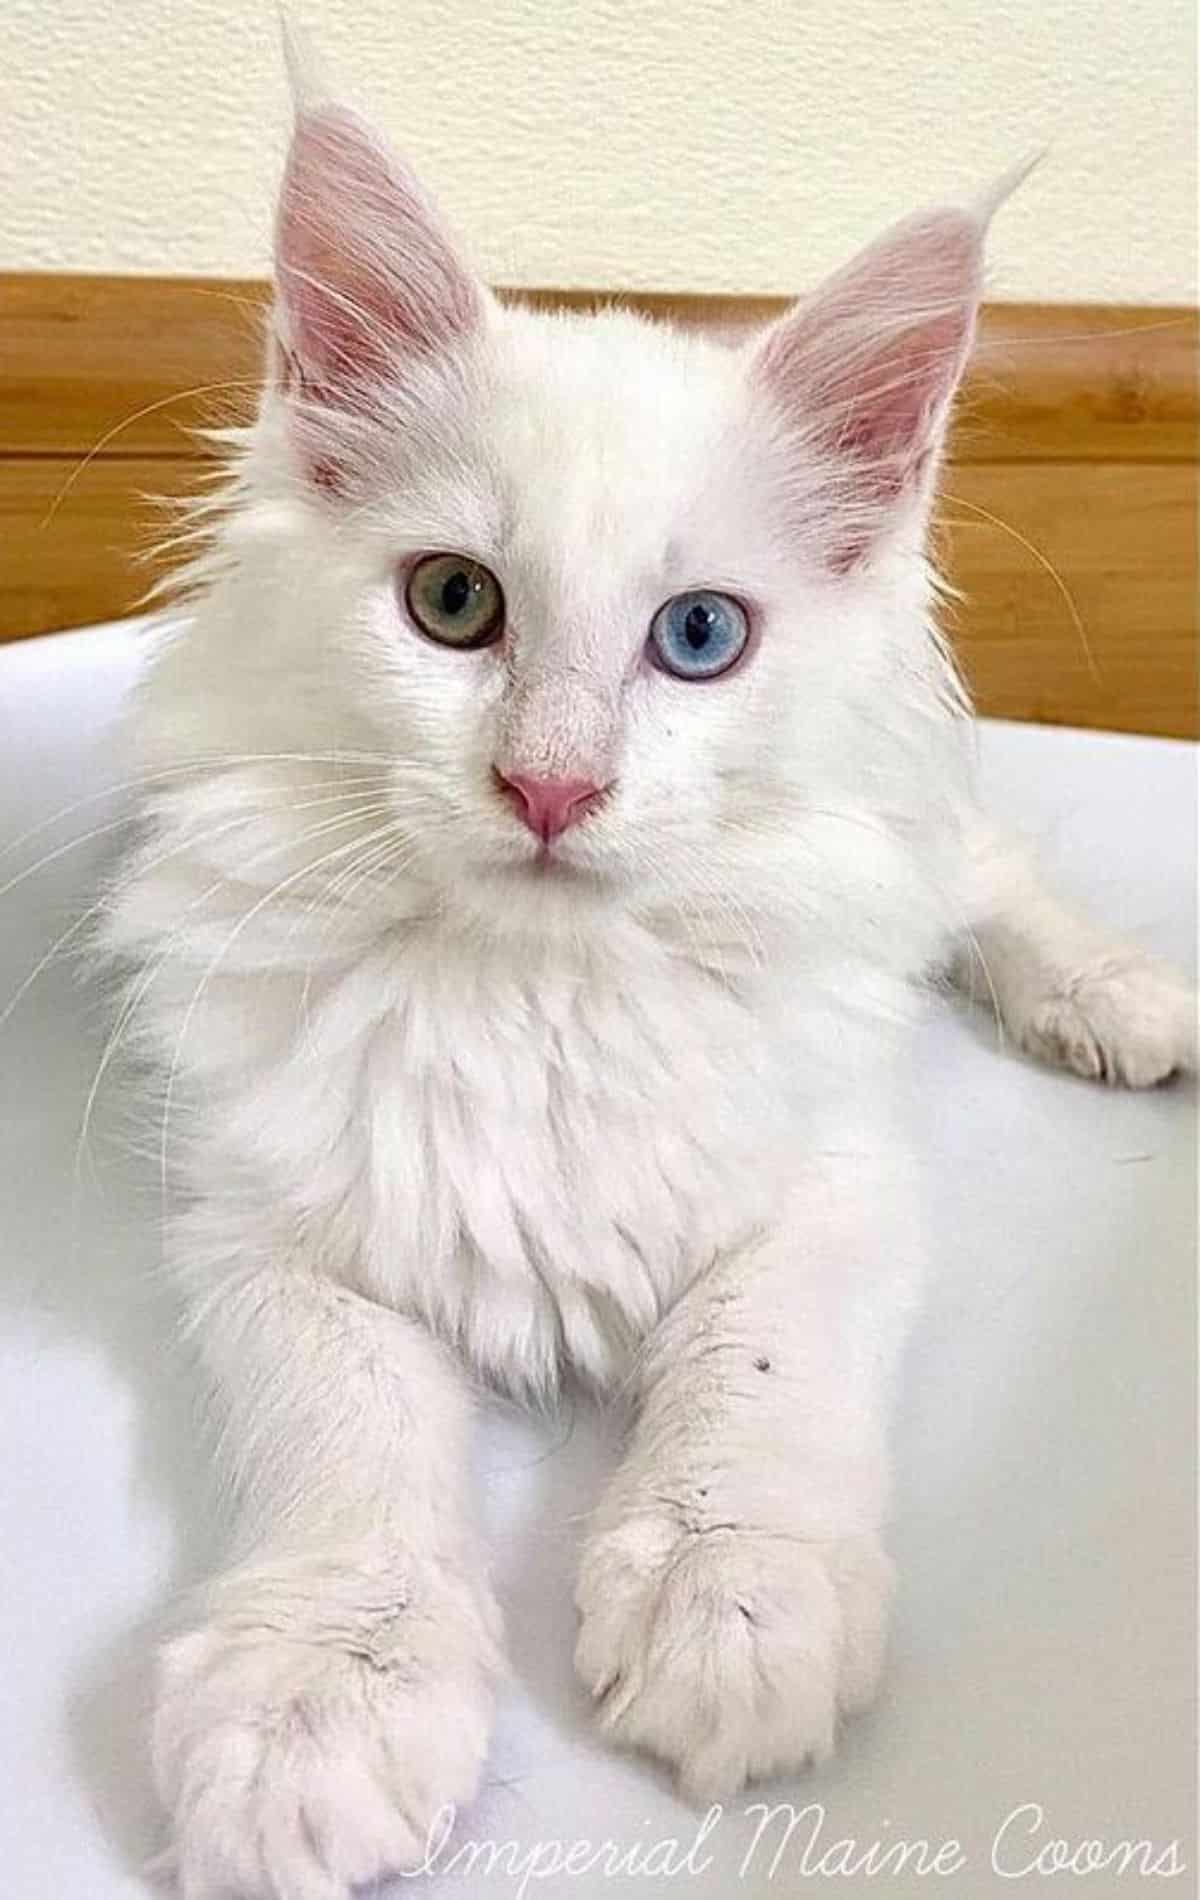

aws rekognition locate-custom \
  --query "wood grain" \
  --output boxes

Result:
[0,275,269,457]
[0,457,206,642]
[937,463,1197,738]
[1,272,1196,736]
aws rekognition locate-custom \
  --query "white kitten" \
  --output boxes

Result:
[102,67,1195,1900]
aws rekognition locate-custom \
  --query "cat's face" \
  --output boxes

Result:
[234,103,994,935]
[286,307,845,927]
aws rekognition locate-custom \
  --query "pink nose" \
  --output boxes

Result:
[495,770,607,843]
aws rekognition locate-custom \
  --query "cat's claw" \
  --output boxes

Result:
[575,1516,892,1801]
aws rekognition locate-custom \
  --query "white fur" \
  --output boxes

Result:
[957,823,1197,1086]
[102,93,1195,1900]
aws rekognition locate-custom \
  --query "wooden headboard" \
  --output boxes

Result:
[2,275,1195,737]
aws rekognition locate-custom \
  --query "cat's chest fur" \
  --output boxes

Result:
[284,925,793,1392]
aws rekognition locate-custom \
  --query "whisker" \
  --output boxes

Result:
[73,801,397,1179]
[287,823,427,1038]
[39,380,263,530]
[0,788,404,1036]
[0,750,398,869]
[940,488,1101,684]
[155,816,411,1211]
[974,314,1192,350]
[0,774,395,906]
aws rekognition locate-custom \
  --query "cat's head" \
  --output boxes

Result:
[201,89,1013,945]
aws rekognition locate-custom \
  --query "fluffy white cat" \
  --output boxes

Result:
[102,60,1195,1900]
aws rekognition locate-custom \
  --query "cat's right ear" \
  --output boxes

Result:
[272,100,487,423]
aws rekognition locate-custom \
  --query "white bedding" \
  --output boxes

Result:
[1,620,1195,1897]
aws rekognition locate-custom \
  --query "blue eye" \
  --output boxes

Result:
[648,591,750,680]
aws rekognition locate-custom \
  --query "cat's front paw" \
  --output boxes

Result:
[1022,955,1196,1088]
[153,1551,502,1900]
[575,1514,891,1801]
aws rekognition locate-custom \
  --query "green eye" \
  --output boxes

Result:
[404,553,505,649]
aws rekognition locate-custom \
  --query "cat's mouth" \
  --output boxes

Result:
[481,836,614,894]
[513,846,602,883]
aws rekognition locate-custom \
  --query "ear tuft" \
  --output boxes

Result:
[969,148,1045,225]
[279,8,331,115]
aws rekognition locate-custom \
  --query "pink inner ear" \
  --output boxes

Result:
[755,208,984,558]
[275,105,483,394]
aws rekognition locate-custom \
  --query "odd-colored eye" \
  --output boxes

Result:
[405,554,505,649]
[648,590,750,680]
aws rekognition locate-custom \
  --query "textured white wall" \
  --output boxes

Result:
[3,0,1196,302]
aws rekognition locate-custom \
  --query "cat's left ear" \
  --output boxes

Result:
[748,170,1026,567]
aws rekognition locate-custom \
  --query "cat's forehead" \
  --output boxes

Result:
[475,308,743,572]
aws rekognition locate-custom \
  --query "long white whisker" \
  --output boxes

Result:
[0,751,398,869]
[293,827,436,1043]
[155,817,410,1215]
[0,788,402,1037]
[39,380,263,530]
[0,773,395,906]
[940,488,1101,684]
[73,800,397,1179]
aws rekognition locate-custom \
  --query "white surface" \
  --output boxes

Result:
[0,619,1195,1898]
[3,0,1197,301]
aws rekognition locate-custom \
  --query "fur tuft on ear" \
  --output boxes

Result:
[279,9,331,115]
[751,192,1006,566]
[274,102,486,403]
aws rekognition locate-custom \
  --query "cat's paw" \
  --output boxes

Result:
[153,1552,502,1900]
[1020,955,1196,1088]
[574,1516,891,1801]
